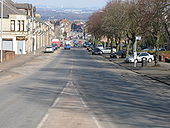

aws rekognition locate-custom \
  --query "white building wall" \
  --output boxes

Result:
[0,14,55,55]
[13,37,17,53]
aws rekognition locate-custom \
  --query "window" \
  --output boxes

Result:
[17,20,20,31]
[20,20,24,31]
[139,53,149,57]
[25,9,28,15]
[11,20,15,31]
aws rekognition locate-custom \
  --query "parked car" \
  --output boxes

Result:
[83,42,91,48]
[143,48,166,51]
[143,48,155,51]
[87,44,95,52]
[110,50,126,58]
[159,48,166,51]
[91,48,103,55]
[96,45,104,50]
[101,47,116,54]
[44,46,54,53]
[64,44,71,50]
[51,43,58,50]
[124,52,154,63]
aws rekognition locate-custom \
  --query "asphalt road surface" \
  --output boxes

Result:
[0,48,170,128]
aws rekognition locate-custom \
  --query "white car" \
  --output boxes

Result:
[124,52,154,63]
[96,45,104,50]
[44,46,54,53]
[101,47,116,54]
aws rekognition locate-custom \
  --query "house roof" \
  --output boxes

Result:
[14,3,32,10]
[0,0,26,18]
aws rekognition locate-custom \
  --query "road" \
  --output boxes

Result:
[0,48,170,128]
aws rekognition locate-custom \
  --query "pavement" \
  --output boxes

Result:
[0,47,62,83]
[0,48,46,82]
[102,54,170,86]
[0,48,44,72]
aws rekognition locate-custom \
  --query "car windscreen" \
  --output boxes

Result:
[94,48,100,51]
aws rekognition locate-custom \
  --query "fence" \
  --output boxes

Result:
[0,50,15,62]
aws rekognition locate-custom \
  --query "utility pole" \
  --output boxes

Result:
[0,0,3,63]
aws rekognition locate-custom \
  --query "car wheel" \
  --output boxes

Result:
[148,58,152,63]
[135,59,138,63]
[116,55,119,58]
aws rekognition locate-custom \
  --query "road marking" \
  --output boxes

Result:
[36,114,48,128]
[36,82,70,128]
[51,82,70,108]
[92,115,102,128]
[37,81,102,128]
[71,82,102,128]
[51,97,60,108]
[78,95,102,128]
[80,97,87,108]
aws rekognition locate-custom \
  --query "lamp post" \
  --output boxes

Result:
[0,0,3,63]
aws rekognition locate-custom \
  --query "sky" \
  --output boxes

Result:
[14,0,107,9]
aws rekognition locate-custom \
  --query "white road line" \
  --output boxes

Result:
[80,97,87,108]
[78,94,102,128]
[79,94,102,128]
[51,97,60,108]
[36,82,70,128]
[51,82,70,107]
[71,82,102,128]
[92,115,102,128]
[36,114,48,128]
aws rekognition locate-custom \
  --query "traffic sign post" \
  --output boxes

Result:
[133,36,141,67]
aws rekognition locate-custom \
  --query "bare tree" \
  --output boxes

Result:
[86,11,105,45]
[137,0,169,65]
[125,0,141,54]
[102,0,127,53]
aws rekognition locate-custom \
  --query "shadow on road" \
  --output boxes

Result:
[62,49,170,128]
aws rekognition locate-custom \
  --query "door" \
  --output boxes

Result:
[17,41,24,54]
[2,40,13,51]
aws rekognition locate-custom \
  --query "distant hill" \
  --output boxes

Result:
[37,8,97,21]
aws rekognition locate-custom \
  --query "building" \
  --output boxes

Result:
[54,19,71,40]
[0,0,55,55]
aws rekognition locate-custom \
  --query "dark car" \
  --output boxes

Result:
[159,48,166,51]
[92,48,102,55]
[83,42,91,48]
[110,50,126,58]
[87,44,95,52]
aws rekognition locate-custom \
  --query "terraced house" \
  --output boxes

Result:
[0,0,54,55]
